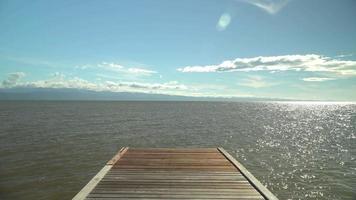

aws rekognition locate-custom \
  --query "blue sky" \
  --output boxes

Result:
[1,0,356,100]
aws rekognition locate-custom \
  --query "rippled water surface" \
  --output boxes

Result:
[0,101,355,200]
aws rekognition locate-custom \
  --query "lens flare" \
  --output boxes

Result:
[216,13,231,31]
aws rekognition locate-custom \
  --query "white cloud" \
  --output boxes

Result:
[77,62,157,76]
[98,62,124,71]
[239,76,275,88]
[74,65,90,70]
[177,54,356,77]
[1,72,26,88]
[105,81,187,91]
[302,77,336,82]
[23,77,97,91]
[127,68,157,75]
[216,13,231,31]
[335,54,353,58]
[4,74,189,95]
[51,72,66,79]
[238,0,290,14]
[1,74,255,98]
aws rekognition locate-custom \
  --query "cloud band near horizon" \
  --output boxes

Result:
[177,54,356,78]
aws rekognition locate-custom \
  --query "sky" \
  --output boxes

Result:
[0,0,356,101]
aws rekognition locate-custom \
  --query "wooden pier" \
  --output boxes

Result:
[73,147,278,200]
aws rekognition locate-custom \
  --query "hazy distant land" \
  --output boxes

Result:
[0,88,323,102]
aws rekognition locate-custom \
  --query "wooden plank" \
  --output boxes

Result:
[87,196,263,200]
[73,148,277,200]
[218,147,278,200]
[107,147,129,165]
[121,154,225,159]
[111,166,238,171]
[87,194,264,199]
[127,148,218,153]
[102,175,246,180]
[92,188,259,192]
[106,170,242,175]
[93,185,256,189]
[72,147,128,200]
[116,159,230,164]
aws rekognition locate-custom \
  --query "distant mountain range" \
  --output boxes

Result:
[0,88,283,101]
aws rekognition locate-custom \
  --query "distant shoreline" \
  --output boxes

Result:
[1,88,355,103]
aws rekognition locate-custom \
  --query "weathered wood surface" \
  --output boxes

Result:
[74,147,278,200]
